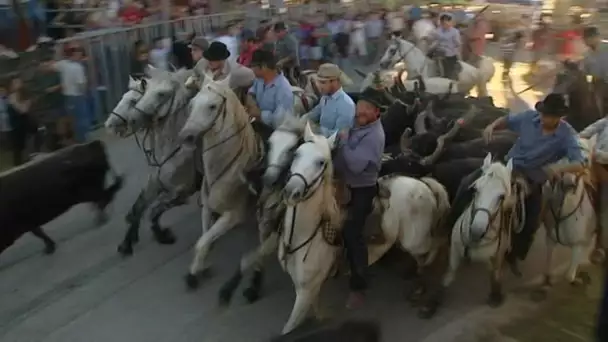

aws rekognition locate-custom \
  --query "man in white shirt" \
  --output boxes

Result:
[55,47,89,143]
[214,25,239,65]
[149,37,172,70]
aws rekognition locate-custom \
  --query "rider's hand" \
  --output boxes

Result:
[483,125,494,143]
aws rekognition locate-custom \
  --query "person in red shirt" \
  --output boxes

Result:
[237,36,260,67]
[120,1,148,25]
[556,16,583,62]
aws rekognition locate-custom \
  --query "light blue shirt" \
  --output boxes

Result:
[306,88,355,137]
[506,110,584,183]
[365,19,384,38]
[248,73,294,129]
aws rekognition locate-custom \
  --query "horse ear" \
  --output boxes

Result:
[505,158,513,173]
[482,152,492,170]
[128,76,138,88]
[303,121,315,142]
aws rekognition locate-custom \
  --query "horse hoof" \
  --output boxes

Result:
[591,249,606,265]
[185,273,199,290]
[487,293,505,308]
[154,227,177,245]
[242,287,261,304]
[571,272,591,287]
[407,287,425,306]
[530,289,547,302]
[44,243,57,255]
[417,305,437,319]
[117,243,133,257]
[218,287,233,307]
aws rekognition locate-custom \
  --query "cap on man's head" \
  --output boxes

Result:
[583,26,600,39]
[189,36,209,50]
[439,13,453,21]
[250,49,277,68]
[316,63,342,81]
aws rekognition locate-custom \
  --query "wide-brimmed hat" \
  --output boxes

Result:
[189,36,209,51]
[535,93,569,116]
[358,87,386,109]
[317,63,342,81]
[203,41,230,61]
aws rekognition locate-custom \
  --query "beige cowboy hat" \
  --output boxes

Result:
[312,63,353,87]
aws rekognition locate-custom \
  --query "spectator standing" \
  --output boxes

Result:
[365,12,384,65]
[237,36,260,67]
[56,47,88,143]
[119,0,148,25]
[130,40,149,79]
[529,20,550,75]
[149,37,172,70]
[35,55,67,149]
[349,15,367,64]
[0,83,12,154]
[7,76,38,165]
[464,14,489,67]
[274,21,300,78]
[297,18,316,70]
[172,32,195,69]
[312,16,331,67]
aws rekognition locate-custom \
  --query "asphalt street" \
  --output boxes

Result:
[0,46,575,342]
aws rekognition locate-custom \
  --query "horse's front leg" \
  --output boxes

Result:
[567,244,591,286]
[487,253,505,308]
[148,190,188,245]
[118,179,160,256]
[185,207,245,290]
[531,232,554,302]
[418,242,450,319]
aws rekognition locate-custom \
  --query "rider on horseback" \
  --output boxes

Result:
[581,26,608,116]
[301,63,355,137]
[428,13,461,80]
[274,21,300,85]
[246,49,294,131]
[447,94,585,275]
[333,87,386,309]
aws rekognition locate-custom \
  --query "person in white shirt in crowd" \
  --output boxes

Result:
[349,14,367,63]
[149,37,172,70]
[365,12,384,64]
[189,36,209,65]
[387,9,405,37]
[55,47,89,143]
[214,24,239,65]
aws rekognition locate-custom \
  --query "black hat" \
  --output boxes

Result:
[203,41,230,61]
[358,88,386,109]
[583,26,600,39]
[535,93,569,116]
[250,49,276,68]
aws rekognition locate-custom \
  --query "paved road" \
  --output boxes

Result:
[0,49,573,342]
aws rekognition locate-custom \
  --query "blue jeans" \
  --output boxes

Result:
[65,95,90,143]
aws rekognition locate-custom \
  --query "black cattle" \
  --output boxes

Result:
[380,156,483,202]
[404,132,517,165]
[0,140,123,255]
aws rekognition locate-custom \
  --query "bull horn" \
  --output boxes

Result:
[425,100,440,124]
[417,75,426,93]
[414,112,428,134]
[383,89,398,103]
[421,106,476,166]
[400,128,413,153]
[354,68,367,78]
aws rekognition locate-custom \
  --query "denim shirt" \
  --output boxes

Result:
[580,117,608,163]
[431,27,461,57]
[506,110,584,183]
[248,73,294,129]
[305,88,355,137]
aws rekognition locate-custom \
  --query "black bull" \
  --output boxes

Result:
[0,140,123,255]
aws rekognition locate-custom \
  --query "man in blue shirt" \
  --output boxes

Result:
[447,94,585,275]
[247,49,294,132]
[302,63,355,137]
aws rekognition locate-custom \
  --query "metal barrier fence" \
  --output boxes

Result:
[53,2,373,124]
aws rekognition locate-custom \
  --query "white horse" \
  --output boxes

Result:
[378,37,495,96]
[357,69,459,94]
[443,153,516,307]
[179,72,264,288]
[107,69,201,256]
[410,18,436,52]
[279,122,450,334]
[533,139,599,299]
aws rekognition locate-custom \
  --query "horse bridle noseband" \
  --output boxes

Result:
[285,142,328,201]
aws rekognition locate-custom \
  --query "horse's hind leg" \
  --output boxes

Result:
[30,227,56,254]
[243,232,279,303]
[567,244,591,286]
[418,242,450,319]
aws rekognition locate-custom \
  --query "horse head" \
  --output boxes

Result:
[283,122,337,205]
[179,73,232,147]
[105,76,147,136]
[469,153,513,242]
[379,37,407,69]
[128,67,189,130]
[264,114,305,187]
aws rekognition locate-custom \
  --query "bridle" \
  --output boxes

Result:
[547,174,587,245]
[285,142,328,202]
[265,128,304,177]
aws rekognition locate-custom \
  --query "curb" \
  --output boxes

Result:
[419,262,572,342]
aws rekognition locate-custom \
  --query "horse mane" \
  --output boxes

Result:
[473,162,512,198]
[278,115,305,135]
[208,80,260,165]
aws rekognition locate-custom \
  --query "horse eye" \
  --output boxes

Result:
[209,104,217,110]
[317,160,325,168]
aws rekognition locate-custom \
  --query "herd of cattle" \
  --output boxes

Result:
[0,61,601,337]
